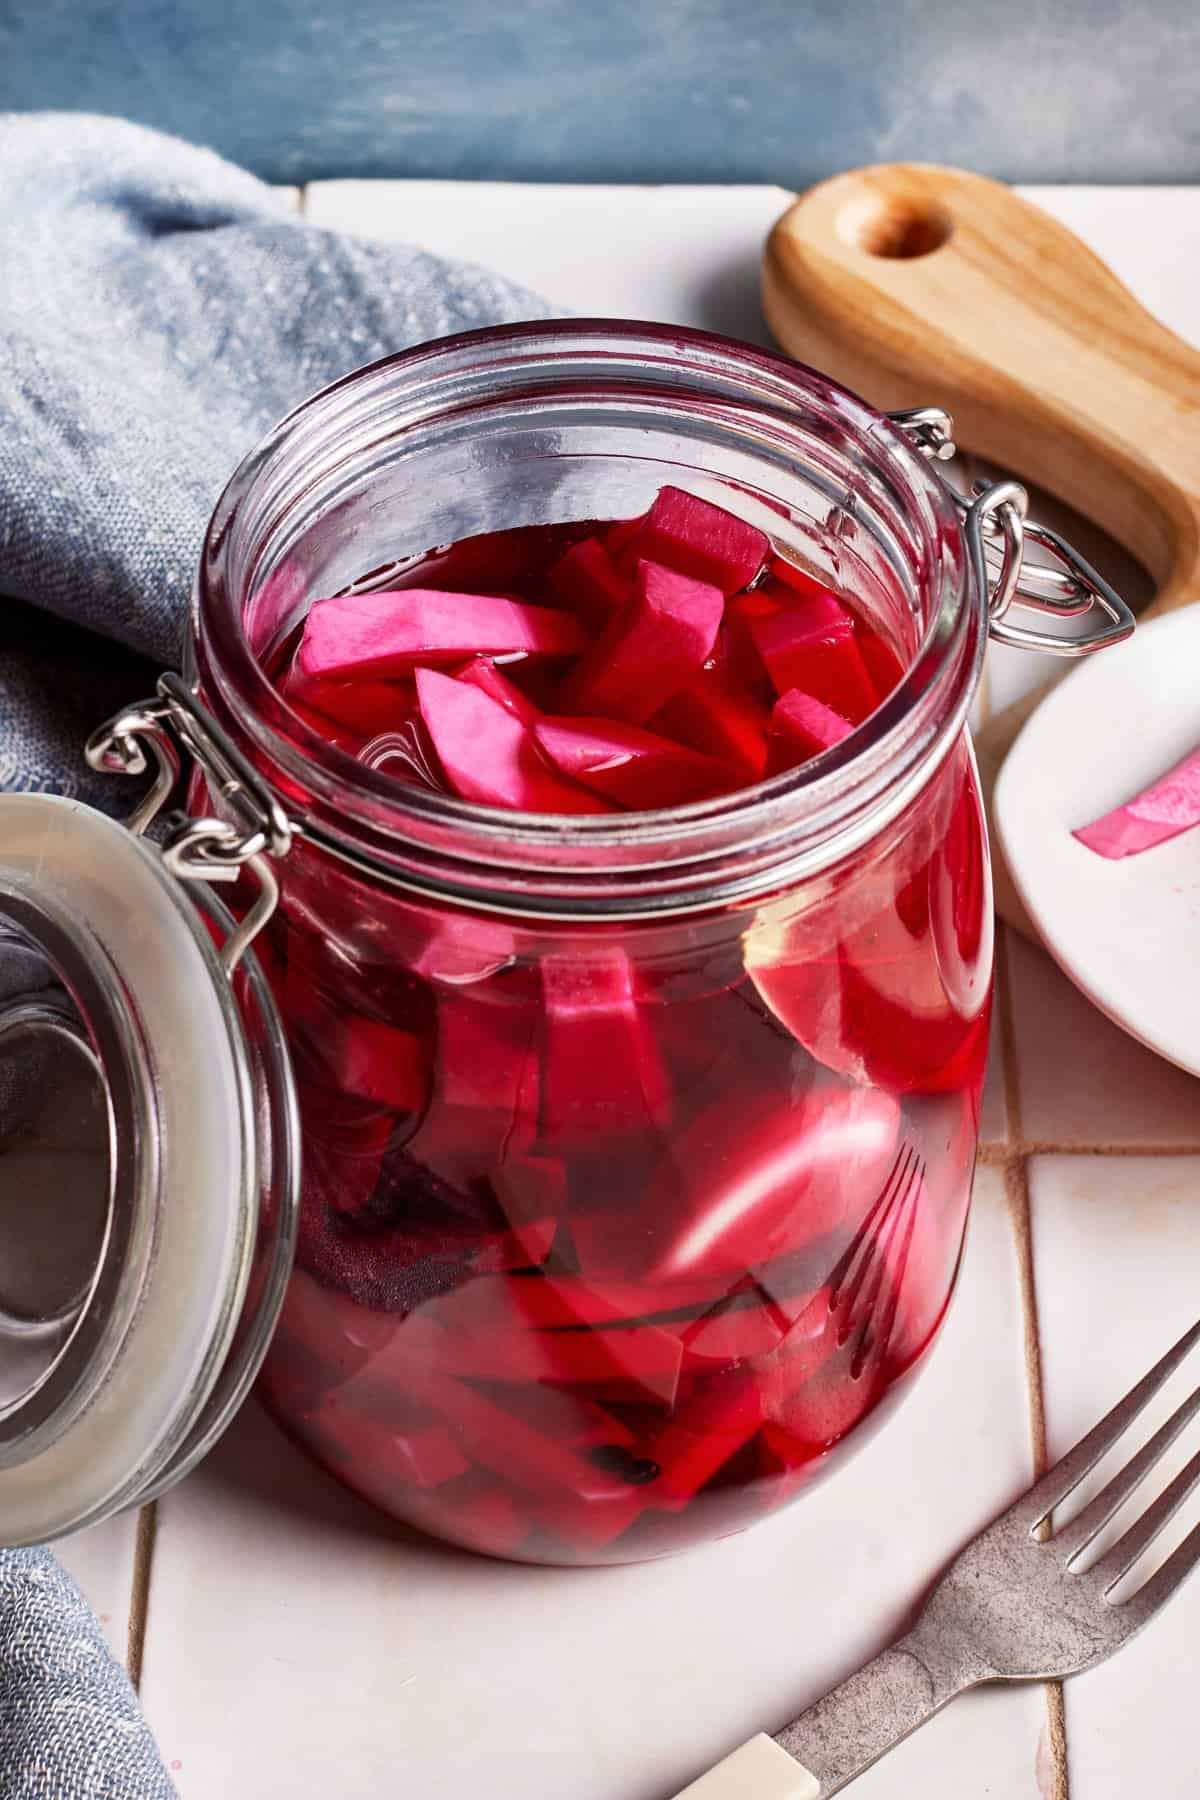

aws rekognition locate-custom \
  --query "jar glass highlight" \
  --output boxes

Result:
[190,323,991,1564]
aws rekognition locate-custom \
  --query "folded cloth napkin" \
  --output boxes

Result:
[0,110,552,807]
[0,110,552,1799]
[0,1553,176,1800]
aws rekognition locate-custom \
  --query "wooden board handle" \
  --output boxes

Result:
[763,163,1200,940]
[763,162,1200,616]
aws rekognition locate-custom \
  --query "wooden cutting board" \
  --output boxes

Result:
[760,162,1200,935]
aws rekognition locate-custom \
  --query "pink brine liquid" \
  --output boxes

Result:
[251,488,992,1563]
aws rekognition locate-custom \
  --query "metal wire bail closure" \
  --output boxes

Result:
[85,672,296,973]
[889,407,1137,658]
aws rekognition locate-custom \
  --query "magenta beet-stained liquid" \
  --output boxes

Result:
[251,501,992,1564]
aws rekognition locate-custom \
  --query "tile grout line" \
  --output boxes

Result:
[995,927,1071,1800]
[978,1139,1200,1162]
[126,1502,158,1690]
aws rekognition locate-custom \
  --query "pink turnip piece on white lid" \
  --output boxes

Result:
[1073,744,1200,858]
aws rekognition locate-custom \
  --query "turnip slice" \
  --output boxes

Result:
[770,555,834,602]
[284,958,429,1116]
[751,592,877,723]
[395,1367,637,1500]
[546,536,634,630]
[431,1269,720,1333]
[1074,744,1200,858]
[652,669,769,782]
[286,699,366,754]
[388,1426,471,1489]
[766,689,854,772]
[651,1371,767,1508]
[539,948,672,1143]
[560,559,724,724]
[410,982,539,1176]
[415,669,612,813]
[606,512,647,555]
[533,715,733,808]
[452,656,542,723]
[533,1486,650,1552]
[644,1082,901,1283]
[856,622,906,705]
[296,588,588,680]
[403,902,518,987]
[491,1153,569,1231]
[285,664,414,736]
[333,1016,431,1113]
[627,485,769,595]
[262,1268,399,1415]
[744,834,992,1096]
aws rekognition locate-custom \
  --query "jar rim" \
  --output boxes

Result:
[194,320,981,917]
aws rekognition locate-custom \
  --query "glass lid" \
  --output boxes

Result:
[0,793,298,1545]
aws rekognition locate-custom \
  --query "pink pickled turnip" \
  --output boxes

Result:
[414,669,612,813]
[286,699,366,755]
[606,512,647,555]
[624,485,769,595]
[452,656,542,723]
[286,665,414,737]
[419,1274,684,1404]
[546,536,634,630]
[333,1016,430,1114]
[1074,745,1200,858]
[766,689,854,772]
[539,949,672,1144]
[652,669,770,782]
[751,592,877,723]
[744,759,992,1093]
[296,588,588,681]
[651,1371,767,1508]
[402,901,519,987]
[644,1081,901,1283]
[284,958,429,1117]
[559,559,723,724]
[533,715,734,808]
[387,1426,471,1489]
[532,1486,650,1552]
[471,1214,558,1272]
[856,624,906,707]
[389,1365,636,1501]
[409,982,539,1177]
[491,1153,569,1232]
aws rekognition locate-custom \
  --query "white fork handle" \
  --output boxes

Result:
[670,1734,820,1798]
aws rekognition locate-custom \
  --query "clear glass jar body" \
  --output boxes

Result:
[191,324,992,1564]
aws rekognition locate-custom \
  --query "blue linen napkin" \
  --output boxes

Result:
[0,110,553,1798]
[0,109,552,808]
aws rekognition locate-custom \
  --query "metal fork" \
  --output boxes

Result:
[821,1145,924,1384]
[672,1314,1200,1798]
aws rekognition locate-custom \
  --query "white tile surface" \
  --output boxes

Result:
[304,181,793,344]
[55,1512,140,1663]
[1007,932,1200,1148]
[129,180,1200,1799]
[140,1171,1037,1800]
[1031,1156,1200,1799]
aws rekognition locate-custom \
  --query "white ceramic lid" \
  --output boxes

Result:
[995,607,1200,1079]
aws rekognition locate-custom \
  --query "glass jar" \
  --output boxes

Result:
[0,323,1133,1560]
[192,322,989,1566]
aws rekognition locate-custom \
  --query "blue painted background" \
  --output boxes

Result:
[1,0,1196,185]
